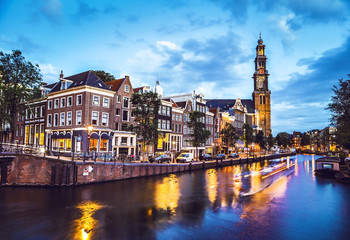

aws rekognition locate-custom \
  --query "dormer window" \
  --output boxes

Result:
[61,81,66,90]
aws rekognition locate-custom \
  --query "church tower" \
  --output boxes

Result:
[252,34,271,136]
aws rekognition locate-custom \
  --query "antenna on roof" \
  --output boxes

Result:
[60,70,64,78]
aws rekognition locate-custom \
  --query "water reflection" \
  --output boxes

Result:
[154,174,180,215]
[206,169,218,205]
[1,155,349,240]
[74,201,103,240]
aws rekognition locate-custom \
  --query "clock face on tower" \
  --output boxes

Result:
[257,76,265,89]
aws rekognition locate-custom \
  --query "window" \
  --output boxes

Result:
[166,107,170,116]
[172,113,175,120]
[67,96,73,107]
[162,106,166,115]
[123,97,129,108]
[117,95,121,102]
[61,81,66,90]
[61,98,66,108]
[67,112,72,125]
[166,120,170,130]
[121,137,127,144]
[35,107,39,118]
[48,100,52,110]
[76,111,82,125]
[54,113,58,126]
[122,110,128,121]
[77,95,82,105]
[92,111,99,125]
[115,122,119,130]
[60,112,65,126]
[103,98,109,108]
[184,113,187,122]
[54,99,59,108]
[162,120,166,129]
[47,114,52,127]
[179,124,182,133]
[40,106,45,117]
[125,85,130,92]
[130,137,134,145]
[158,120,161,129]
[116,108,120,116]
[184,125,187,134]
[102,113,108,126]
[93,96,100,106]
[16,125,19,136]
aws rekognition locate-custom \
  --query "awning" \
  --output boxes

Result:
[51,133,58,139]
[65,133,71,139]
[101,133,109,139]
[57,133,65,138]
[90,133,99,139]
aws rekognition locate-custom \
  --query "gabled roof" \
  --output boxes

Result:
[206,99,255,113]
[105,78,124,92]
[49,70,111,93]
[133,87,143,93]
[44,83,57,89]
[175,101,187,108]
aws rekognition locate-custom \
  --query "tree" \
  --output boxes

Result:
[0,50,42,142]
[301,132,311,147]
[326,76,350,150]
[242,123,254,147]
[187,111,211,160]
[93,70,116,83]
[276,132,291,148]
[129,92,161,160]
[267,134,275,150]
[220,123,239,154]
[255,130,267,150]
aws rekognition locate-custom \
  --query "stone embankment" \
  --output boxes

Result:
[0,153,296,187]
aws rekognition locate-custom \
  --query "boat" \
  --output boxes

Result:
[315,157,340,178]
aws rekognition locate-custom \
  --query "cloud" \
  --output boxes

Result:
[39,0,63,24]
[127,31,253,99]
[271,35,350,133]
[209,0,249,24]
[72,1,99,25]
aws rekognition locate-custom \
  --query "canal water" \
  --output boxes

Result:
[0,154,350,240]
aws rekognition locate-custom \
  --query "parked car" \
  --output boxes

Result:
[213,154,226,160]
[228,153,239,158]
[149,154,171,163]
[176,153,194,163]
[201,154,213,161]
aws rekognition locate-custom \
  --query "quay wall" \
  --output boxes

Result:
[1,153,295,187]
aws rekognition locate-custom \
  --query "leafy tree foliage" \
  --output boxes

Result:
[187,111,211,159]
[255,130,267,150]
[301,132,311,147]
[220,123,239,154]
[242,123,254,147]
[326,76,350,150]
[93,70,116,83]
[267,134,275,149]
[0,50,42,142]
[129,92,161,158]
[276,132,291,148]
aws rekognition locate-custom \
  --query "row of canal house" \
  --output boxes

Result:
[13,70,251,157]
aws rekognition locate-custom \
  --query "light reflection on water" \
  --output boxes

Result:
[1,154,350,240]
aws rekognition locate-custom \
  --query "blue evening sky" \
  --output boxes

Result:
[1,0,349,135]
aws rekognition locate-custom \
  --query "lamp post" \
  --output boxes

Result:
[87,125,93,156]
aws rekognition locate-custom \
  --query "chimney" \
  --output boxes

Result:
[60,70,64,78]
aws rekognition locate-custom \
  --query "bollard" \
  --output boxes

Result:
[189,162,192,171]
[58,148,60,160]
[104,153,106,162]
[83,153,86,163]
[72,152,74,162]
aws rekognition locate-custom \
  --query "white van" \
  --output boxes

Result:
[176,153,194,163]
